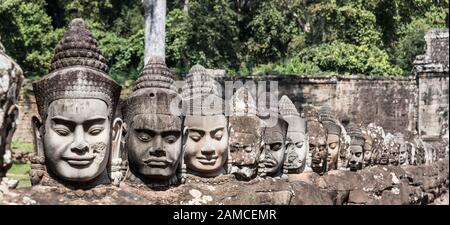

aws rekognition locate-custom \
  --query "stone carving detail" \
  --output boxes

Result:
[279,95,307,174]
[318,105,341,171]
[346,123,365,171]
[304,106,327,175]
[181,64,229,177]
[0,38,23,179]
[228,87,263,180]
[256,90,288,179]
[122,57,183,187]
[30,19,122,188]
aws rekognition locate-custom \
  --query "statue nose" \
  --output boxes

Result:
[71,126,89,153]
[201,137,216,155]
[149,136,165,156]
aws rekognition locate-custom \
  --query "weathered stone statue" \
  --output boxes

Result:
[346,123,365,171]
[228,87,263,180]
[366,123,389,165]
[304,106,327,175]
[122,57,183,187]
[30,19,122,188]
[181,64,229,177]
[319,105,341,171]
[279,96,307,174]
[258,107,288,178]
[0,38,23,179]
[361,128,374,168]
[385,133,400,166]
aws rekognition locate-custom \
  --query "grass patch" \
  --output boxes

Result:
[11,138,34,153]
[6,162,32,188]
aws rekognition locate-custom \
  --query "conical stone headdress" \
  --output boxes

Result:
[229,87,262,145]
[318,105,341,135]
[346,123,365,146]
[279,95,305,133]
[122,57,181,124]
[33,18,121,119]
[181,64,224,116]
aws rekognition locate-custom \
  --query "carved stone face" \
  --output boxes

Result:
[378,145,390,165]
[326,134,340,170]
[43,99,111,182]
[261,120,287,176]
[126,114,182,180]
[399,143,409,165]
[363,138,373,167]
[285,131,307,172]
[184,115,228,176]
[310,136,327,174]
[229,116,262,179]
[348,145,363,171]
[389,143,400,166]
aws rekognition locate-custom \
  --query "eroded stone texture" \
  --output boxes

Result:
[30,18,122,188]
[2,158,447,205]
[228,87,263,180]
[0,39,23,179]
[304,106,328,175]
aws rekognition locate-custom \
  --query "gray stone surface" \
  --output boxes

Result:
[1,158,447,205]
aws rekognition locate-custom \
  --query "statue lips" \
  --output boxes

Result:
[62,155,95,167]
[263,158,277,168]
[196,156,218,165]
[143,157,172,168]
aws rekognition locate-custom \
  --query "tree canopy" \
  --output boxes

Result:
[0,0,448,82]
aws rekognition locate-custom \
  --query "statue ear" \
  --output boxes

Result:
[31,116,44,158]
[111,118,124,160]
[111,117,125,186]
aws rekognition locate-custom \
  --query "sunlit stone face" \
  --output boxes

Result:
[285,132,307,172]
[326,134,340,170]
[43,99,111,182]
[378,145,390,165]
[348,145,363,171]
[126,114,182,180]
[184,115,228,176]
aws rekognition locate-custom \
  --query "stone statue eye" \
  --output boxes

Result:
[88,127,104,136]
[296,142,303,148]
[165,135,178,144]
[137,132,152,142]
[355,153,362,157]
[270,143,282,151]
[329,142,337,149]
[213,129,224,140]
[55,128,70,136]
[189,134,201,142]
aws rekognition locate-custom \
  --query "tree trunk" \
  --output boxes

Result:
[142,0,167,64]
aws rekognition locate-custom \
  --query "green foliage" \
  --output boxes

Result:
[0,0,448,79]
[0,0,62,78]
[392,4,448,74]
[298,42,403,76]
[308,2,382,47]
[11,138,34,153]
[251,57,321,76]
